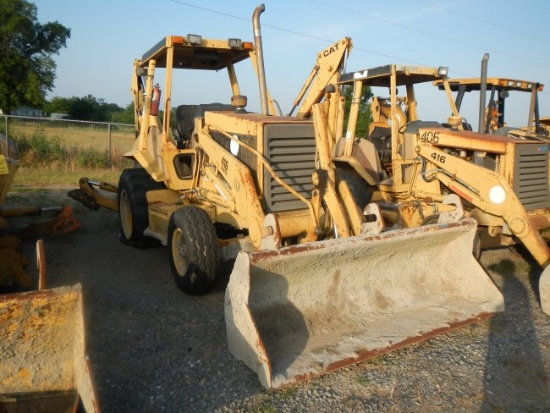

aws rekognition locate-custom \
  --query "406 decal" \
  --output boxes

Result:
[420,130,440,144]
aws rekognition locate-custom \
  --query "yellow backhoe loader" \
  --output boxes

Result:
[68,36,354,211]
[69,5,504,388]
[435,75,548,142]
[323,63,550,317]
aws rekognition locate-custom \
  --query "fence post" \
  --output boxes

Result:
[107,123,112,167]
[3,116,8,157]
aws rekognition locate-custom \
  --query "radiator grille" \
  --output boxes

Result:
[513,143,550,211]
[263,123,316,212]
[212,123,316,212]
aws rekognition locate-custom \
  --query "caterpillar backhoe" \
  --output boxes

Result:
[69,5,504,388]
[324,64,550,317]
[434,75,548,142]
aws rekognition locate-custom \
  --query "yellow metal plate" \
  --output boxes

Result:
[0,155,8,175]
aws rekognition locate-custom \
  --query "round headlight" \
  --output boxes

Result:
[230,135,240,156]
[489,186,506,204]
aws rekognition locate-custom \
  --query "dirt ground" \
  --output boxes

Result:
[4,187,550,412]
[5,188,250,411]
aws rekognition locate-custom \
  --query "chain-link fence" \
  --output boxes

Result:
[0,115,136,168]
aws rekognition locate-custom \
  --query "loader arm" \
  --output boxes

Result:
[311,104,352,237]
[415,129,550,268]
[131,59,145,135]
[68,178,118,211]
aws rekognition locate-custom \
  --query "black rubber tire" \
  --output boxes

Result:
[117,168,165,248]
[473,231,482,260]
[421,214,440,225]
[168,206,219,295]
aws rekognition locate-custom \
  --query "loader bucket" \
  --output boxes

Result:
[225,218,504,389]
[0,284,99,412]
[540,265,550,315]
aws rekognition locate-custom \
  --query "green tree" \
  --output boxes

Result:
[105,102,124,121]
[45,95,125,121]
[44,96,70,115]
[110,102,135,124]
[67,95,110,121]
[0,0,70,112]
[342,84,373,138]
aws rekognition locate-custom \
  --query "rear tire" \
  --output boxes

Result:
[118,168,165,248]
[169,206,219,295]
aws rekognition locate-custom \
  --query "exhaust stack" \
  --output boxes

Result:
[253,4,269,115]
[478,53,490,133]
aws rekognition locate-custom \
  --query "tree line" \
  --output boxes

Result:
[0,0,119,124]
[44,96,134,123]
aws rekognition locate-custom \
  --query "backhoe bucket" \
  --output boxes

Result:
[225,218,504,389]
[0,285,99,412]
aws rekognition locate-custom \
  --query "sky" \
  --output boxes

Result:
[33,0,550,130]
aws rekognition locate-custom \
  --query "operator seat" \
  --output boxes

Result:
[173,103,234,149]
[173,105,196,149]
[367,101,407,165]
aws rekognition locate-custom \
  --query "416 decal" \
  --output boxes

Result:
[430,152,446,164]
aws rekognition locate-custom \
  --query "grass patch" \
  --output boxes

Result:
[13,166,123,187]
[355,373,369,386]
[4,126,133,187]
[487,258,531,277]
[248,401,278,413]
[366,356,384,365]
[488,259,516,275]
[7,122,135,153]
[276,386,298,399]
[10,129,132,169]
[4,121,135,175]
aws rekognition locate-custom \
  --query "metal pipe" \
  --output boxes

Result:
[107,123,112,167]
[252,4,269,115]
[139,59,156,151]
[478,53,489,133]
[534,85,541,132]
[4,116,8,157]
[527,83,540,134]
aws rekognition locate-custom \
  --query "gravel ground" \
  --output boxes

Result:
[10,188,550,412]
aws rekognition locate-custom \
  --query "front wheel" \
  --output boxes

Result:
[169,206,219,295]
